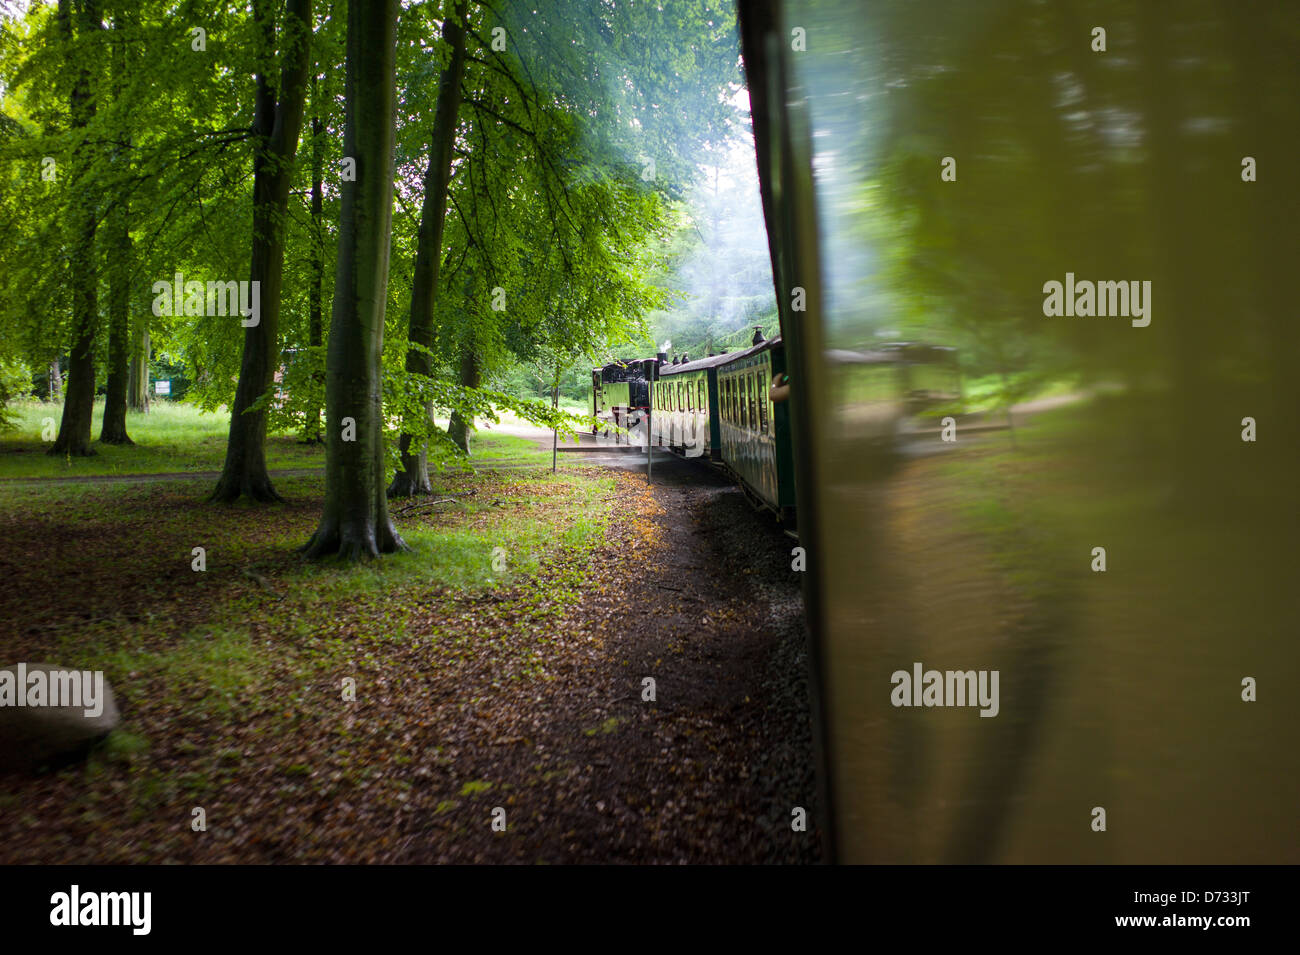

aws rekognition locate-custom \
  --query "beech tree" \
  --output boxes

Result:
[47,0,99,457]
[302,0,404,560]
[211,0,313,503]
[99,10,136,445]
[387,0,469,496]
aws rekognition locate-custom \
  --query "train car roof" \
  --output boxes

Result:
[659,336,784,376]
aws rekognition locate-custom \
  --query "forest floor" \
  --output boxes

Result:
[0,436,820,863]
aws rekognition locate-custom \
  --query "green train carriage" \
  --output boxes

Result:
[714,337,797,525]
[653,355,719,460]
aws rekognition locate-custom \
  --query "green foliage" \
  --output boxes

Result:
[0,0,749,490]
[0,357,33,430]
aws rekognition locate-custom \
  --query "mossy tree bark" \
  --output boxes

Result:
[447,345,480,455]
[211,0,313,502]
[99,11,134,446]
[304,75,325,445]
[303,0,405,561]
[48,0,100,459]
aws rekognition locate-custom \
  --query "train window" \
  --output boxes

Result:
[699,380,706,413]
[748,373,757,428]
[687,378,694,411]
[758,374,768,433]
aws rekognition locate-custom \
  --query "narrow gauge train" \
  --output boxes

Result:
[592,333,960,531]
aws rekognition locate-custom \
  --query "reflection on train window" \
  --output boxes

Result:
[758,375,768,433]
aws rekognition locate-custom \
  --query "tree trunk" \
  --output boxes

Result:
[304,74,325,444]
[48,0,100,458]
[127,326,149,411]
[388,0,469,497]
[303,0,405,561]
[211,0,313,502]
[48,360,61,402]
[99,207,132,443]
[100,12,133,445]
[447,345,480,455]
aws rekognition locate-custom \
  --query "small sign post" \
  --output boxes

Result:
[154,380,171,396]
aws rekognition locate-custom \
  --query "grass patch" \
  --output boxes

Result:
[0,399,559,479]
[0,399,326,478]
[77,626,266,720]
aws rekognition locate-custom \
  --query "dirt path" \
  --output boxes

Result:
[399,457,821,863]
